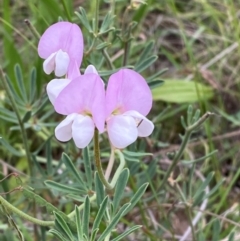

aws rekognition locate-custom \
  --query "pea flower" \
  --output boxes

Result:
[46,64,98,105]
[106,69,154,149]
[53,72,105,148]
[38,21,83,77]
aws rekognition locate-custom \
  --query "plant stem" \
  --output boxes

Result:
[159,112,213,190]
[60,0,72,21]
[0,67,33,176]
[94,129,113,190]
[122,40,131,66]
[110,149,126,187]
[0,195,54,226]
[110,0,115,15]
[95,0,100,34]
[105,146,115,181]
[102,48,114,69]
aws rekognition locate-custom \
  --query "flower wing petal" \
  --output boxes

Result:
[38,22,83,67]
[123,110,154,137]
[106,69,152,116]
[43,52,56,75]
[55,113,77,142]
[72,115,95,148]
[84,65,99,75]
[46,78,72,105]
[107,115,138,149]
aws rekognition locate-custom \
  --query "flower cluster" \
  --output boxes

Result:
[38,21,154,149]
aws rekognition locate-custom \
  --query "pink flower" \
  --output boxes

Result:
[53,72,105,148]
[46,64,98,105]
[38,22,83,77]
[106,69,154,148]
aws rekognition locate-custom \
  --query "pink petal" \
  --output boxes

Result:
[54,74,105,132]
[67,60,81,80]
[123,110,154,137]
[43,52,56,75]
[38,22,84,67]
[55,113,77,142]
[106,69,152,117]
[46,78,72,105]
[84,65,98,75]
[107,115,138,149]
[55,49,70,77]
[72,115,95,148]
[84,65,104,86]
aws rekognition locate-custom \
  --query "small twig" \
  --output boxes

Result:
[24,19,40,40]
[187,42,238,80]
[159,112,213,190]
[0,159,28,176]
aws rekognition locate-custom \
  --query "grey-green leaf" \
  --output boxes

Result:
[82,196,90,240]
[62,153,86,188]
[45,180,85,195]
[75,205,83,240]
[95,172,105,207]
[92,196,108,232]
[97,203,131,241]
[124,183,148,214]
[54,212,74,241]
[111,225,142,241]
[113,169,129,214]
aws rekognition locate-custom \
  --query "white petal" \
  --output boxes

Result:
[55,49,70,77]
[72,115,95,148]
[55,113,78,142]
[123,110,154,137]
[43,52,56,75]
[84,65,105,86]
[84,65,99,75]
[46,78,72,105]
[107,115,138,149]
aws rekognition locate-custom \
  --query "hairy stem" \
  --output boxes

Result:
[0,195,54,226]
[94,129,113,190]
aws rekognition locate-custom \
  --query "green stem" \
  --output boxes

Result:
[85,37,97,56]
[105,146,115,181]
[102,48,114,69]
[0,67,33,176]
[60,0,72,21]
[95,0,100,34]
[122,40,131,66]
[94,129,113,190]
[0,195,54,226]
[159,112,212,190]
[110,149,125,187]
[110,0,115,15]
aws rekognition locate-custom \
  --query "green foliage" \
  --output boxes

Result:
[152,79,214,103]
[1,0,240,240]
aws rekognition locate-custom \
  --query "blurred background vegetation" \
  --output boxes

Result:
[1,0,240,240]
